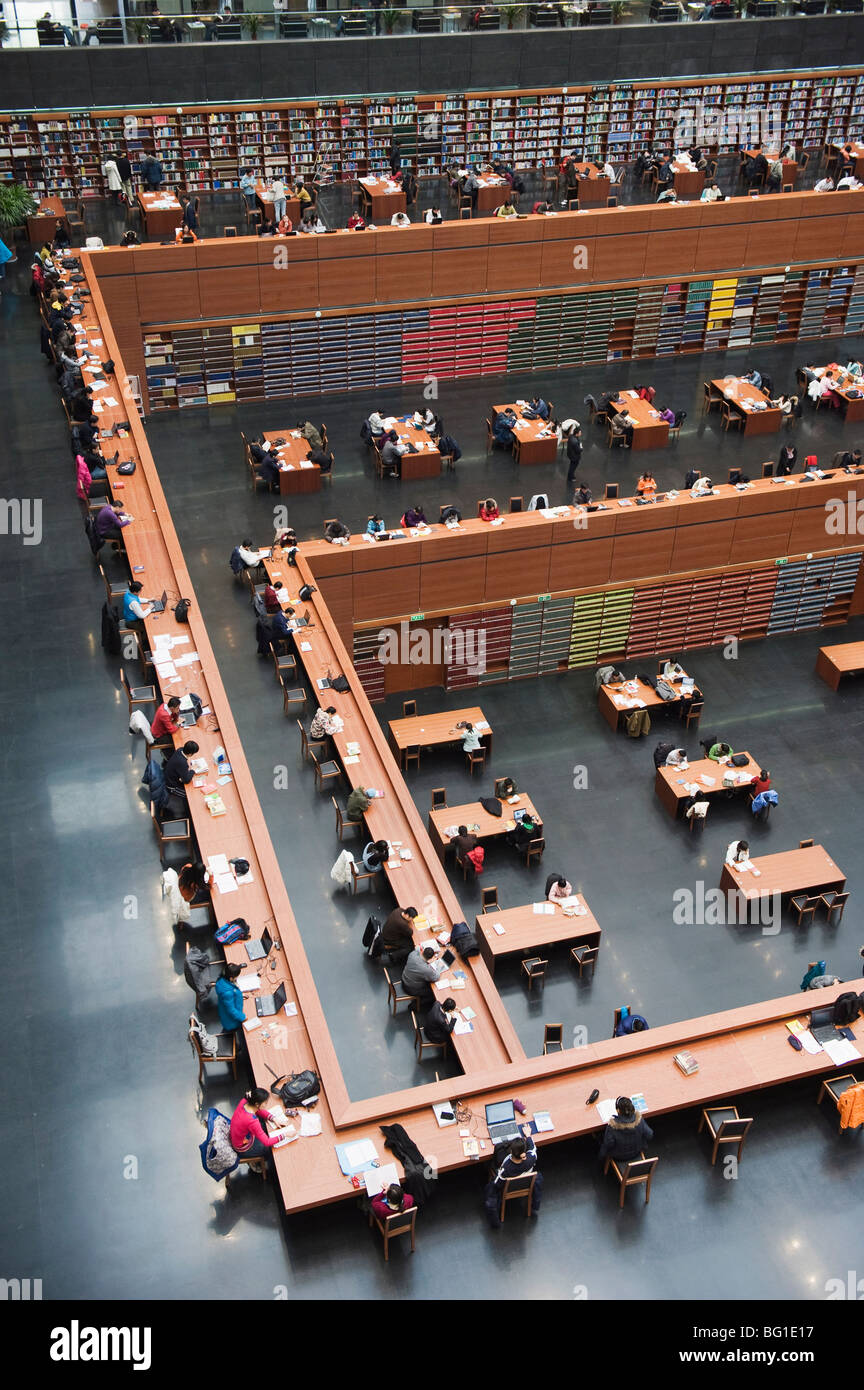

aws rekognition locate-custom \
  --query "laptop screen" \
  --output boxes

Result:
[485,1100,515,1126]
[258,927,273,954]
[809,1007,834,1031]
[271,982,287,1011]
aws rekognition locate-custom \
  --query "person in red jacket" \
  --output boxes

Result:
[229,1089,282,1162]
[751,768,771,796]
[480,498,500,521]
[151,696,181,741]
[371,1182,414,1222]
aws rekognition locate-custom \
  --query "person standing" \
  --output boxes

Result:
[114,152,134,205]
[566,425,582,483]
[271,176,287,224]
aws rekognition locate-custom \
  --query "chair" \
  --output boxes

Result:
[369,1203,417,1261]
[332,795,362,841]
[817,1073,860,1132]
[522,837,546,867]
[188,1015,238,1085]
[244,204,262,231]
[819,890,849,924]
[402,699,417,717]
[65,201,85,241]
[781,183,793,194]
[789,894,819,926]
[604,483,619,500]
[151,802,191,866]
[120,666,156,712]
[273,650,298,681]
[480,886,500,913]
[761,461,774,478]
[703,381,722,413]
[403,745,421,772]
[607,423,627,451]
[431,787,447,811]
[466,747,487,776]
[683,699,703,730]
[687,801,709,832]
[612,1005,630,1038]
[297,718,327,763]
[570,944,599,978]
[799,838,814,848]
[485,418,495,453]
[604,1154,658,1208]
[498,1172,537,1222]
[543,1023,564,1054]
[721,402,743,432]
[350,858,379,894]
[412,1011,448,1061]
[441,451,456,473]
[668,411,685,441]
[698,1106,753,1165]
[607,195,618,208]
[728,467,744,485]
[223,226,238,237]
[309,748,341,792]
[383,967,418,1016]
[521,957,548,992]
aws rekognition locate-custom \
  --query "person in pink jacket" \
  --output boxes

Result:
[229,1089,281,1160]
[76,453,92,508]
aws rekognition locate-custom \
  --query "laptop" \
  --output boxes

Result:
[809,1005,839,1045]
[245,926,273,962]
[149,589,168,614]
[255,980,287,1018]
[485,1099,522,1146]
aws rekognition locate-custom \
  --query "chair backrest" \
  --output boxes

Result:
[431,787,447,809]
[501,1172,535,1199]
[612,1005,631,1036]
[576,945,599,965]
[509,496,524,512]
[481,886,499,910]
[402,699,417,717]
[544,1023,563,1047]
[527,837,545,857]
[716,1117,753,1142]
[382,1206,417,1238]
[605,483,619,499]
[621,1155,658,1184]
[526,958,547,977]
[331,795,343,828]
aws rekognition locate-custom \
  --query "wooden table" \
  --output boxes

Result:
[744,148,799,187]
[598,671,695,731]
[671,162,705,199]
[812,365,864,421]
[254,182,302,227]
[476,899,601,976]
[608,390,670,451]
[493,403,558,466]
[26,196,69,245]
[263,428,321,495]
[655,752,760,818]
[475,173,510,213]
[387,416,442,479]
[711,377,781,435]
[830,140,864,176]
[139,192,183,239]
[360,177,406,221]
[816,641,864,690]
[388,706,491,766]
[428,794,542,862]
[571,163,611,206]
[720,844,846,901]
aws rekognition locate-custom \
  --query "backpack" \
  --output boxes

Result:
[479,796,503,816]
[215,918,252,945]
[626,708,651,737]
[229,546,244,575]
[466,845,485,875]
[450,920,480,958]
[655,680,678,702]
[833,992,860,1026]
[362,915,382,957]
[190,1012,220,1058]
[174,598,191,623]
[272,1069,320,1106]
[653,741,675,769]
[101,601,121,654]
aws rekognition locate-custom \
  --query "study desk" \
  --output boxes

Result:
[139,192,183,240]
[711,376,781,435]
[598,671,695,731]
[743,148,799,187]
[720,844,846,901]
[671,163,705,199]
[476,899,601,976]
[475,174,510,213]
[360,177,406,221]
[493,403,558,465]
[388,417,442,479]
[572,163,611,206]
[608,390,670,450]
[428,794,542,862]
[815,641,864,690]
[830,140,864,175]
[27,196,69,245]
[262,428,321,495]
[654,752,761,818]
[812,365,864,422]
[388,707,491,766]
[254,182,302,227]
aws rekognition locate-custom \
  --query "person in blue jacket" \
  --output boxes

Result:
[492,408,518,447]
[214,963,246,1034]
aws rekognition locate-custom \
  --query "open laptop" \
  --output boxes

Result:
[255,980,287,1018]
[245,926,273,963]
[485,1099,522,1146]
[809,1005,839,1045]
[148,589,168,614]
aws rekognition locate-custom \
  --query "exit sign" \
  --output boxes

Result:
[775,558,788,566]
[409,612,425,622]
[538,593,551,602]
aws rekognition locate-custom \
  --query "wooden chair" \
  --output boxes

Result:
[350,858,378,894]
[369,1202,417,1261]
[441,451,456,473]
[799,838,814,848]
[273,649,297,681]
[65,200,85,240]
[151,801,191,866]
[604,483,619,499]
[310,748,341,791]
[481,885,500,913]
[522,837,546,867]
[223,225,238,237]
[521,957,548,992]
[244,203,262,231]
[120,666,156,712]
[431,787,447,811]
[570,944,599,978]
[402,699,417,717]
[819,890,849,924]
[604,1153,658,1208]
[607,422,627,450]
[817,1073,860,1132]
[683,699,703,730]
[789,894,819,925]
[412,1011,447,1060]
[721,402,743,432]
[297,718,327,763]
[509,496,524,512]
[698,1106,753,1165]
[403,745,421,772]
[485,418,495,453]
[498,1172,537,1222]
[188,1014,238,1085]
[281,684,307,716]
[383,967,418,1016]
[512,438,522,466]
[703,381,722,413]
[761,461,774,478]
[612,1005,631,1038]
[465,746,487,776]
[543,1023,564,1054]
[332,795,362,840]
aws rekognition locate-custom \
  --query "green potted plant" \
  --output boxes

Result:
[610,0,626,19]
[130,17,150,42]
[242,12,262,38]
[381,7,404,32]
[498,3,524,26]
[0,182,37,232]
[0,20,9,47]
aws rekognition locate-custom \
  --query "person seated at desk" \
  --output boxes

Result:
[346,212,366,231]
[291,178,313,209]
[664,747,689,767]
[532,200,554,215]
[743,147,768,188]
[379,906,418,966]
[776,444,797,475]
[846,356,863,377]
[214,963,246,1036]
[765,156,784,191]
[402,505,427,528]
[368,410,387,440]
[299,210,326,234]
[751,768,771,796]
[726,839,758,872]
[480,498,500,522]
[662,658,686,679]
[451,825,479,868]
[460,722,482,752]
[636,470,657,500]
[766,394,794,417]
[494,197,518,219]
[306,446,332,474]
[151,696,181,742]
[122,580,153,626]
[413,407,437,431]
[424,206,443,225]
[239,169,257,209]
[254,446,280,490]
[120,229,140,247]
[701,180,724,202]
[492,409,518,446]
[262,580,285,613]
[840,448,863,471]
[400,945,442,1005]
[655,156,673,188]
[381,431,407,478]
[325,519,351,542]
[610,411,636,447]
[235,539,268,573]
[690,475,713,498]
[741,367,762,388]
[95,502,133,542]
[52,219,71,253]
[177,229,197,245]
[371,1182,415,1223]
[707,740,732,761]
[574,483,593,506]
[812,371,842,408]
[506,814,539,853]
[485,1130,541,1228]
[657,405,675,426]
[309,705,342,740]
[656,187,677,204]
[229,1089,284,1163]
[366,514,386,536]
[814,175,835,193]
[837,172,863,191]
[546,874,573,902]
[391,211,411,227]
[163,740,199,799]
[422,997,457,1045]
[257,215,277,237]
[523,395,550,421]
[362,839,390,872]
[598,1097,654,1163]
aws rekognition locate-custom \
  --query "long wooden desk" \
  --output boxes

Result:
[812,364,864,422]
[671,163,705,199]
[262,427,321,495]
[598,671,695,731]
[476,899,601,976]
[720,844,846,901]
[655,751,760,817]
[388,707,492,766]
[711,376,781,435]
[27,195,69,245]
[139,191,183,239]
[816,640,864,690]
[572,163,611,206]
[428,793,542,862]
[493,402,558,465]
[388,416,442,479]
[360,176,405,221]
[608,389,670,450]
[475,173,510,213]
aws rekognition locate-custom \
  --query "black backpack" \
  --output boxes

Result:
[833,992,860,1026]
[450,920,480,958]
[653,741,675,769]
[101,602,121,655]
[362,915,382,958]
[479,796,503,816]
[272,1070,320,1107]
[174,598,191,623]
